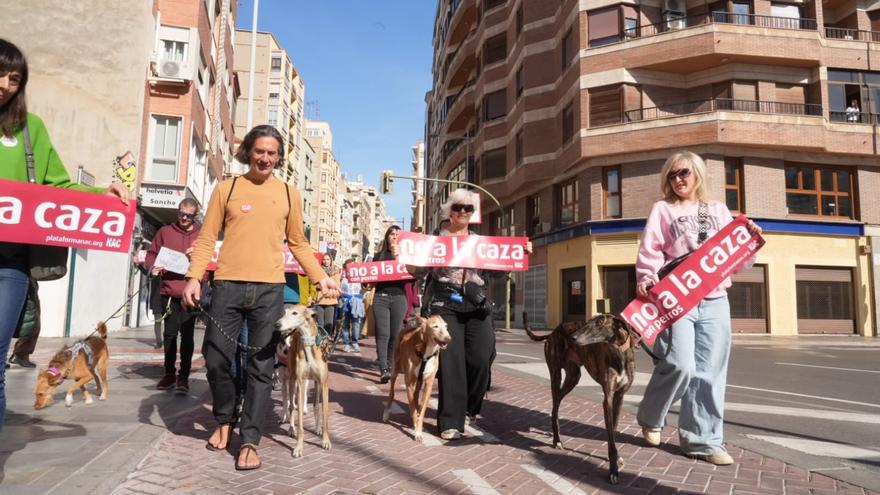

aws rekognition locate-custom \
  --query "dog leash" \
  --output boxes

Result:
[196,304,275,353]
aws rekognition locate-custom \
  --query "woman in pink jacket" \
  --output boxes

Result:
[635,151,761,466]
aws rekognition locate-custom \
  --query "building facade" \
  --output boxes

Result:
[411,139,427,232]
[233,30,306,184]
[427,0,878,336]
[304,120,343,253]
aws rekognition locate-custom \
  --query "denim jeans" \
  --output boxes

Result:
[231,321,249,399]
[637,296,732,455]
[342,314,363,346]
[202,280,283,445]
[0,260,29,432]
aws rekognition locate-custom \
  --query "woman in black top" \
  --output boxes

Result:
[372,226,408,383]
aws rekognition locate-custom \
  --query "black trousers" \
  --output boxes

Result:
[435,306,495,433]
[202,280,283,445]
[161,296,197,378]
[314,304,336,337]
[372,292,407,371]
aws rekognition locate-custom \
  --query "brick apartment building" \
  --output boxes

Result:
[426,0,879,336]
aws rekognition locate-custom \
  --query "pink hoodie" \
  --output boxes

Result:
[636,200,738,299]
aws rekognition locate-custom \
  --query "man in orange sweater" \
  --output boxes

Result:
[182,125,339,471]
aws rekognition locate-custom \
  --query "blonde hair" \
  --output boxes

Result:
[441,188,479,220]
[660,151,710,202]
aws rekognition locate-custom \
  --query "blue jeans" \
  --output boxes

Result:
[637,296,732,455]
[342,314,362,346]
[0,261,30,432]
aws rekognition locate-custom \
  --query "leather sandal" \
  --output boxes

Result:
[205,423,231,451]
[235,443,262,471]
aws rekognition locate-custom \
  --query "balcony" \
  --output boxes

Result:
[622,98,822,124]
[620,12,817,42]
[825,27,880,42]
[829,110,880,124]
[441,79,476,132]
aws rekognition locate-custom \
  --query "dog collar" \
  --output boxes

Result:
[47,366,65,382]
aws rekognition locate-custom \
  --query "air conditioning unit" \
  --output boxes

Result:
[539,222,551,234]
[665,13,687,30]
[664,0,686,14]
[154,58,194,81]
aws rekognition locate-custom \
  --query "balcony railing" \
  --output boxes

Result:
[619,12,817,42]
[439,79,476,125]
[829,110,880,124]
[623,98,822,123]
[825,27,880,42]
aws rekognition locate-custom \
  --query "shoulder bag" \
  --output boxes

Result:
[23,123,70,281]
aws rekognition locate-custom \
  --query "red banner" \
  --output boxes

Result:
[620,215,765,345]
[397,231,529,271]
[0,179,136,253]
[205,241,322,274]
[345,260,414,283]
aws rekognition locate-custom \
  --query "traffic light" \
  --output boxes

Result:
[380,170,394,194]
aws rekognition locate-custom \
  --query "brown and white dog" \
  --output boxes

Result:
[382,315,451,442]
[34,321,110,409]
[524,313,638,484]
[275,304,330,458]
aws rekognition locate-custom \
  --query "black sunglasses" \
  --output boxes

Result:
[178,211,196,220]
[667,168,692,182]
[451,204,475,213]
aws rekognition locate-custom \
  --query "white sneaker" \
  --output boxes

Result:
[440,429,461,440]
[642,427,661,446]
[343,345,352,353]
[352,344,360,353]
[465,414,476,427]
[687,451,734,466]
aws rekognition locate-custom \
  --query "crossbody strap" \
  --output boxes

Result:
[697,201,708,244]
[285,183,292,241]
[221,176,238,234]
[22,123,36,183]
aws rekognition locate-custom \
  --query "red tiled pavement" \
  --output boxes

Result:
[110,340,878,495]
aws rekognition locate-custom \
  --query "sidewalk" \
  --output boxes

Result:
[2,327,876,494]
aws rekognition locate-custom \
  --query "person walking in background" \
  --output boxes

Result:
[372,226,408,384]
[0,38,129,431]
[315,253,341,338]
[145,198,202,393]
[181,125,338,471]
[340,261,365,353]
[8,278,40,368]
[635,151,762,466]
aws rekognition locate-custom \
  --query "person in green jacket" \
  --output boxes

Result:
[0,38,129,431]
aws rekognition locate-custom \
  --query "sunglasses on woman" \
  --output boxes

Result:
[451,204,475,213]
[666,168,692,182]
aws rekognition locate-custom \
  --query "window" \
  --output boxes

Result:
[588,5,639,46]
[771,2,802,29]
[149,116,182,182]
[482,147,506,179]
[484,89,507,121]
[484,33,507,66]
[561,27,575,69]
[197,54,210,106]
[321,172,328,183]
[271,56,282,74]
[484,0,505,11]
[724,158,744,213]
[502,206,515,236]
[526,194,541,236]
[269,92,279,102]
[320,191,327,203]
[729,265,768,332]
[515,130,524,165]
[515,64,524,98]
[589,85,622,127]
[162,40,187,62]
[268,107,278,126]
[557,178,579,226]
[785,165,855,218]
[731,0,752,24]
[562,101,575,143]
[603,166,621,218]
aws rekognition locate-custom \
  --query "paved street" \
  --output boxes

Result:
[1,326,878,494]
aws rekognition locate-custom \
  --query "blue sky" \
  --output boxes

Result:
[236,0,436,228]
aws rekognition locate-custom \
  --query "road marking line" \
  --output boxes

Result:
[746,435,880,460]
[728,384,880,409]
[453,469,500,495]
[496,351,542,361]
[497,362,652,387]
[725,403,880,424]
[521,464,587,495]
[775,362,880,374]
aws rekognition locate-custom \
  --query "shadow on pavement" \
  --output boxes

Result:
[0,412,86,484]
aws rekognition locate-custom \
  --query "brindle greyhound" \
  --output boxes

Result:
[524,312,638,484]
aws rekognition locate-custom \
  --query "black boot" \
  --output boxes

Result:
[9,355,36,368]
[379,369,391,384]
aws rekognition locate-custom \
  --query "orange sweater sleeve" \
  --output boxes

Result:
[285,185,326,284]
